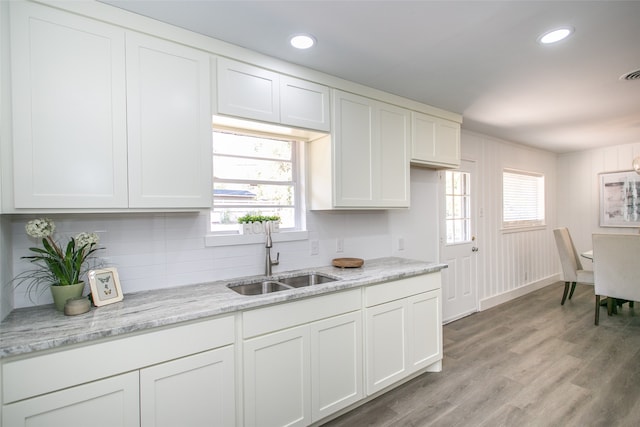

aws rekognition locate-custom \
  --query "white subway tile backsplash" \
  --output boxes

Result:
[8,193,439,308]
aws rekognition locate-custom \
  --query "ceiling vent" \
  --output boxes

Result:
[620,69,640,81]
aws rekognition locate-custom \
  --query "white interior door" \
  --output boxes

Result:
[440,159,478,323]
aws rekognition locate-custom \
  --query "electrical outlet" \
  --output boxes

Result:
[398,237,405,251]
[336,238,344,253]
[310,239,319,256]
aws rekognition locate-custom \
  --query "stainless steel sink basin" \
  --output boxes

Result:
[277,273,338,288]
[227,273,338,295]
[228,280,294,296]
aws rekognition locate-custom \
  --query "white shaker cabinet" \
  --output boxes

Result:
[217,57,280,124]
[280,76,330,131]
[217,57,330,131]
[140,346,235,427]
[310,311,363,421]
[125,31,212,208]
[364,274,442,395]
[1,316,235,427]
[410,111,461,168]
[243,325,311,427]
[8,2,212,210]
[10,1,129,208]
[2,372,140,427]
[242,290,363,426]
[309,90,410,209]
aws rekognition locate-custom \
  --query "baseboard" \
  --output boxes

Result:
[479,273,561,311]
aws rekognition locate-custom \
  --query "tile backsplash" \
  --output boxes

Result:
[8,168,439,309]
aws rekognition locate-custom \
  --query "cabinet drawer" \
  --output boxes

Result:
[243,289,361,338]
[365,273,440,307]
[2,316,234,404]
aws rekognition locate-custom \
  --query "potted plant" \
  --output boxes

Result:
[237,214,281,234]
[13,218,103,311]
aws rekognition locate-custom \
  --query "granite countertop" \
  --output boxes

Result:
[0,257,446,359]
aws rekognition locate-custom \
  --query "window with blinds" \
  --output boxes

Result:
[503,169,545,228]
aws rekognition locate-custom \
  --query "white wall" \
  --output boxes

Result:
[461,130,560,309]
[557,141,640,272]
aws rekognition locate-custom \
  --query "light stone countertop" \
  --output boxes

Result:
[0,257,446,359]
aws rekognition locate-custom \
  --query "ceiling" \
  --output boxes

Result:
[101,0,640,154]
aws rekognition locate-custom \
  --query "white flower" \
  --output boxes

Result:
[74,232,99,248]
[25,218,55,238]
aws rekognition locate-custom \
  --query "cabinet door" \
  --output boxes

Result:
[376,103,410,207]
[2,372,139,427]
[140,346,235,427]
[310,312,363,422]
[10,2,128,208]
[407,289,442,373]
[126,32,212,208]
[365,299,407,395]
[243,325,311,427]
[411,112,460,168]
[280,76,330,131]
[217,58,280,123]
[333,90,374,207]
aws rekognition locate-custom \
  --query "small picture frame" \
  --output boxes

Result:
[88,268,124,306]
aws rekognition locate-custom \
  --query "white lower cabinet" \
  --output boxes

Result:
[242,290,363,427]
[140,346,235,427]
[2,372,140,427]
[243,325,311,427]
[364,275,442,396]
[1,273,443,427]
[310,312,363,421]
[1,316,235,427]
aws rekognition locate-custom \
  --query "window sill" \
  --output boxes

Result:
[501,225,547,234]
[205,230,309,247]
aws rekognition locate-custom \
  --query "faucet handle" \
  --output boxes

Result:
[273,252,280,266]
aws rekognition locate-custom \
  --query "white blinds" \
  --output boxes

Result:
[503,170,545,226]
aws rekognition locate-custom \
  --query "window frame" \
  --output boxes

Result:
[502,168,546,230]
[208,126,307,241]
[444,170,472,245]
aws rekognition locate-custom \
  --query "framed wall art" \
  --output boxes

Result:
[599,170,640,227]
[88,267,124,306]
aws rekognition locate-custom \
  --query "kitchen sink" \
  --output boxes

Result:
[228,280,295,296]
[277,273,338,288]
[227,273,339,295]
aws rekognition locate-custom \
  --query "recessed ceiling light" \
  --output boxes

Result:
[290,34,316,49]
[538,27,573,44]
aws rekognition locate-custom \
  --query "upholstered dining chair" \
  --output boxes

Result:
[592,233,640,325]
[553,227,594,305]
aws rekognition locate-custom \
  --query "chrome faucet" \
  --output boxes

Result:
[265,222,280,276]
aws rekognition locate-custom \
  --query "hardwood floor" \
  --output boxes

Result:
[322,282,640,427]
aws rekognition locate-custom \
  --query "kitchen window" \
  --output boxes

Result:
[503,169,545,228]
[211,130,302,234]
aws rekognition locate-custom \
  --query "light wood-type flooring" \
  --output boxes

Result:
[322,282,640,427]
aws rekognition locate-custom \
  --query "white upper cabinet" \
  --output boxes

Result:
[280,76,330,131]
[126,32,212,208]
[217,57,330,131]
[411,111,461,168]
[217,57,280,123]
[309,90,410,209]
[8,2,212,210]
[10,1,128,208]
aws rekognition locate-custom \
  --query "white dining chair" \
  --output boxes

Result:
[553,227,594,305]
[592,233,640,325]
